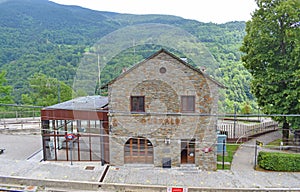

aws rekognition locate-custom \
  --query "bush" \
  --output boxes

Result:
[258,151,300,171]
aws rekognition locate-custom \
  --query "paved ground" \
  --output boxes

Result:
[0,134,104,182]
[230,131,300,188]
[103,131,300,189]
[0,134,42,160]
[0,131,299,191]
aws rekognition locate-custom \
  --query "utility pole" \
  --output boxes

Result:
[57,83,61,103]
[133,39,136,64]
[233,103,237,139]
[97,54,101,95]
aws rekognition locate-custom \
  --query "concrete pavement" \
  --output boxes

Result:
[102,131,300,190]
[0,134,104,191]
[0,131,299,191]
[0,134,42,160]
[230,131,300,188]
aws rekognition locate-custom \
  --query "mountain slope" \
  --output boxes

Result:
[0,0,254,112]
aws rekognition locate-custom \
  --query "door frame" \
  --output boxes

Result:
[181,139,195,164]
[124,137,153,164]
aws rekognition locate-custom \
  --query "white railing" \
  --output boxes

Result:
[218,120,278,139]
[0,117,41,131]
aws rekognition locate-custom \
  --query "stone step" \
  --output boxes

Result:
[217,161,231,165]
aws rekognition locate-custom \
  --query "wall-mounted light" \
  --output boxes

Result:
[109,122,113,133]
[202,147,212,153]
[165,137,170,145]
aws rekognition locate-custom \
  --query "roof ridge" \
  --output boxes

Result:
[101,49,225,88]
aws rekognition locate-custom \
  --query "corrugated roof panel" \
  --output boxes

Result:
[43,96,108,111]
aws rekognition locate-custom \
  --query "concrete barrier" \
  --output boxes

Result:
[1,177,300,192]
[101,183,300,192]
[0,176,100,191]
[188,187,300,192]
[101,183,166,192]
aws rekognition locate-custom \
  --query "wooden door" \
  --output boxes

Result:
[181,139,195,164]
[124,137,153,164]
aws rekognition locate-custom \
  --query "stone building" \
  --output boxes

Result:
[105,49,224,170]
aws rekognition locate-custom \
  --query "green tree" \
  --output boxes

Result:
[240,0,300,144]
[241,102,252,116]
[22,73,74,107]
[0,71,13,110]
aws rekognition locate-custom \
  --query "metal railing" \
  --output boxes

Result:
[218,120,278,140]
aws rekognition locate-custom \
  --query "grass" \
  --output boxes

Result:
[265,135,294,148]
[266,139,282,146]
[217,164,231,170]
[239,121,260,124]
[217,143,240,170]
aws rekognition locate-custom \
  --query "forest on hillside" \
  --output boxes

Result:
[0,0,255,113]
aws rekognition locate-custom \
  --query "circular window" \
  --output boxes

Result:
[159,67,166,74]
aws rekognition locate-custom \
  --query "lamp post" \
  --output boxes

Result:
[66,133,75,165]
[57,82,61,103]
[258,107,261,122]
[233,103,237,139]
[256,106,261,122]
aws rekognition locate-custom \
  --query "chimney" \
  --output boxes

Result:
[180,58,188,63]
[200,66,206,72]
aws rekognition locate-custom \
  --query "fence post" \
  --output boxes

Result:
[222,140,225,169]
[229,124,233,139]
[254,140,258,169]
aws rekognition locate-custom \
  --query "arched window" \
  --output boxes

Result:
[124,137,153,164]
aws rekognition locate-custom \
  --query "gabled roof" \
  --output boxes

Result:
[42,96,108,111]
[102,49,226,89]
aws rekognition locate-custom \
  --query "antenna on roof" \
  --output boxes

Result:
[200,66,206,72]
[97,54,101,95]
[133,39,136,64]
[180,58,188,63]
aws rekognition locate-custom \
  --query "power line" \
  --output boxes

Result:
[1,104,299,117]
[0,103,43,108]
[105,110,299,117]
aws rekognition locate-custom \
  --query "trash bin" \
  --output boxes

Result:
[217,134,227,154]
[162,157,171,168]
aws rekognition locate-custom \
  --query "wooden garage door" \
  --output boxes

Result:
[124,137,153,164]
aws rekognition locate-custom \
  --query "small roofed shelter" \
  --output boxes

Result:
[41,96,109,164]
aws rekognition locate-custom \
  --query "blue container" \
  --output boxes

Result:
[217,134,227,153]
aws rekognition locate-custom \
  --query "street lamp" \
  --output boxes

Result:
[257,106,261,122]
[233,103,237,139]
[57,82,61,103]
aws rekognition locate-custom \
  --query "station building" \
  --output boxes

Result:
[41,49,224,170]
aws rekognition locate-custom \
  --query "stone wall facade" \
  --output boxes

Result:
[107,49,221,170]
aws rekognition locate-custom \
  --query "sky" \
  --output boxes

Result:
[50,0,258,24]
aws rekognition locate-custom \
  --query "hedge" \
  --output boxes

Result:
[258,151,300,171]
